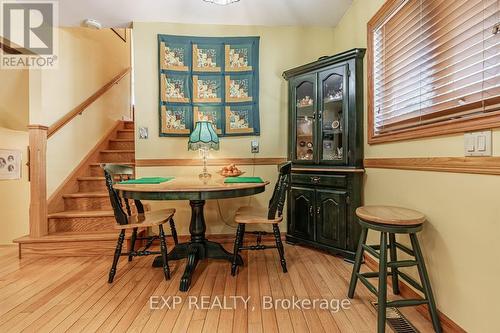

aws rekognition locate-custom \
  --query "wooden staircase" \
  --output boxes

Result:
[15,121,138,257]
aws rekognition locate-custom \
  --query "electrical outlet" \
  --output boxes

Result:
[251,140,259,153]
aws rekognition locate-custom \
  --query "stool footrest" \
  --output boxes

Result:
[369,244,389,251]
[395,242,415,256]
[362,244,382,259]
[398,271,424,293]
[357,273,378,296]
[386,299,428,308]
[360,271,378,278]
[387,260,418,268]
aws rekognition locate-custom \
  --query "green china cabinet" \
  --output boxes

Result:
[283,48,365,260]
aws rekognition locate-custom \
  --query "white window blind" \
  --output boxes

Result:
[372,0,500,135]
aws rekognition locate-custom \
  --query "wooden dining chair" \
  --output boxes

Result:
[102,164,178,283]
[230,161,291,276]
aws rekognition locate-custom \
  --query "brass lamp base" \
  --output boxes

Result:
[199,172,212,180]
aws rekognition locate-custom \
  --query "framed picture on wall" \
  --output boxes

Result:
[158,34,260,137]
[0,149,22,180]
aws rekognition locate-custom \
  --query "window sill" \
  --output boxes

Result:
[368,111,500,144]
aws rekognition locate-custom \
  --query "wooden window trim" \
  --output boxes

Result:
[367,0,500,145]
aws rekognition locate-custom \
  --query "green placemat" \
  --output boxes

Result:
[119,177,174,184]
[224,176,264,183]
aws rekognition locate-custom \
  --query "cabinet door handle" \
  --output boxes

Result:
[310,176,320,184]
[309,205,313,216]
[317,207,321,215]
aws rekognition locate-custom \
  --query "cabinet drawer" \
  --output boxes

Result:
[291,173,347,187]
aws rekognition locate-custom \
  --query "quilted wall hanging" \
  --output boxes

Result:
[158,34,260,137]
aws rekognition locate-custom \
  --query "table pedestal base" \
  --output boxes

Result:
[152,199,242,291]
[152,240,243,291]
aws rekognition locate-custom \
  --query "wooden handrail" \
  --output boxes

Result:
[0,36,37,55]
[47,67,131,139]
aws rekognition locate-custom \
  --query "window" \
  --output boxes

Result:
[368,0,500,143]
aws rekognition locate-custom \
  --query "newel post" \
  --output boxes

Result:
[28,125,48,238]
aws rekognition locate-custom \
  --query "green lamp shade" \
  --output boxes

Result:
[188,121,220,151]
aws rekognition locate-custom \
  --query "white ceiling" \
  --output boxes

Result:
[58,0,353,28]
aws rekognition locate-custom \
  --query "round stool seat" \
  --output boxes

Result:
[356,205,426,226]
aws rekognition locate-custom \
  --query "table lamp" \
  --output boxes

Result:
[188,121,220,179]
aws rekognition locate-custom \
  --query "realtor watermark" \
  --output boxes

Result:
[150,296,351,314]
[0,0,58,69]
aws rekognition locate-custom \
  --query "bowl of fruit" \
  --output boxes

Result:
[218,164,245,177]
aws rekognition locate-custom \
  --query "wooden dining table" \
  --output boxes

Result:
[114,176,269,291]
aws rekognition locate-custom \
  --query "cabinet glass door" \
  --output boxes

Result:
[292,74,317,163]
[319,66,348,164]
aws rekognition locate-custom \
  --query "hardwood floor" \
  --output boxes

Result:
[0,244,437,333]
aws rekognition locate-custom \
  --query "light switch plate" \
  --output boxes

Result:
[251,140,259,153]
[139,127,148,139]
[464,131,491,156]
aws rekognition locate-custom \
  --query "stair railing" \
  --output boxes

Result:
[27,67,131,238]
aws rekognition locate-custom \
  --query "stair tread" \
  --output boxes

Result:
[14,231,131,243]
[78,176,106,180]
[63,192,108,198]
[78,176,129,181]
[90,162,135,166]
[49,210,115,218]
[100,149,135,153]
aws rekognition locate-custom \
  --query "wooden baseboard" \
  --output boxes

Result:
[135,157,287,167]
[363,254,466,333]
[14,232,286,258]
[364,157,500,176]
[19,240,119,258]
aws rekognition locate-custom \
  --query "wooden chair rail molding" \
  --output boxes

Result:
[135,157,287,167]
[364,157,500,176]
[47,67,131,139]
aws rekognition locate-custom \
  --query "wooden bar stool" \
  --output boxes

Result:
[348,206,442,333]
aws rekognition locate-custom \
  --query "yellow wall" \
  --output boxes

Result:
[0,69,29,131]
[333,0,500,332]
[0,55,30,245]
[132,22,335,234]
[29,28,132,196]
[0,128,29,244]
